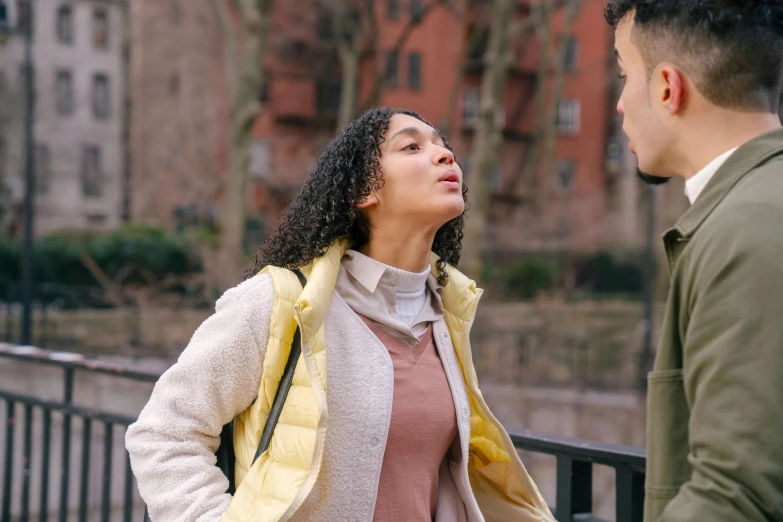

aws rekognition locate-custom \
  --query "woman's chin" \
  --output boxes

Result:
[431,199,465,225]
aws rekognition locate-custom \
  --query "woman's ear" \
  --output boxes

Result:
[356,193,379,209]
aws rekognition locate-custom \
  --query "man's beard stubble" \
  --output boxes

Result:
[636,169,671,186]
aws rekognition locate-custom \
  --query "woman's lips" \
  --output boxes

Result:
[439,179,461,190]
[439,171,460,184]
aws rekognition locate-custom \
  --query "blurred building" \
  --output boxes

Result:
[127,0,229,231]
[249,0,641,254]
[0,0,130,234]
[128,0,686,255]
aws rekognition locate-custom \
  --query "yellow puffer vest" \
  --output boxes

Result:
[222,241,552,522]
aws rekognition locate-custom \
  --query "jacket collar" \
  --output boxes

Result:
[429,252,483,323]
[294,240,482,338]
[669,127,783,240]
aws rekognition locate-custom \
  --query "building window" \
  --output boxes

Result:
[410,0,424,21]
[556,98,581,135]
[386,0,399,20]
[55,70,74,115]
[86,214,107,226]
[565,36,579,71]
[16,0,32,35]
[56,5,73,44]
[81,145,103,197]
[92,73,110,118]
[385,50,399,88]
[93,8,108,49]
[35,143,51,194]
[407,52,421,91]
[0,3,7,29]
[555,159,576,191]
[462,87,480,128]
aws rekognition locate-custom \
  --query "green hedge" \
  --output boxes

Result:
[485,257,561,300]
[576,251,644,295]
[0,225,201,303]
[483,251,646,301]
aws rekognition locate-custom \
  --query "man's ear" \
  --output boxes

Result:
[356,193,378,209]
[660,65,684,115]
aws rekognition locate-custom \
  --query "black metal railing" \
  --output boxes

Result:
[1,344,646,522]
[0,343,158,522]
[510,430,646,522]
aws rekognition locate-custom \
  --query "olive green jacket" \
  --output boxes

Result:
[646,128,783,522]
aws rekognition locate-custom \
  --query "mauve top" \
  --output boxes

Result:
[334,252,460,521]
[362,318,459,522]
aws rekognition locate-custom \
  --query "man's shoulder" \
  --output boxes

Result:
[697,157,783,245]
[721,154,783,209]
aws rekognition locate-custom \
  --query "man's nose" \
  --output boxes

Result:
[617,97,625,115]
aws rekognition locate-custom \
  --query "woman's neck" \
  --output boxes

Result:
[358,227,435,273]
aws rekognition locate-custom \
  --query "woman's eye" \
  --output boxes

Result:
[617,73,627,82]
[402,142,419,151]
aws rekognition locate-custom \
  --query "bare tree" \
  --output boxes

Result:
[439,23,489,136]
[361,0,453,110]
[536,0,580,211]
[504,0,554,196]
[324,0,374,129]
[210,0,274,286]
[324,0,454,130]
[460,0,517,279]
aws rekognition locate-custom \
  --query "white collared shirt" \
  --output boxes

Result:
[685,147,739,204]
[335,249,444,344]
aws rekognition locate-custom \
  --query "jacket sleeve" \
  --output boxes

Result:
[125,274,274,522]
[659,206,783,521]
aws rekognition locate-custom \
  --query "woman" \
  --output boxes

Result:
[126,107,553,522]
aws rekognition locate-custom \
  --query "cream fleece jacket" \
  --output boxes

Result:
[126,273,483,522]
[126,275,274,521]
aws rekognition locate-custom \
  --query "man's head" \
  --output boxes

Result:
[605,1,783,183]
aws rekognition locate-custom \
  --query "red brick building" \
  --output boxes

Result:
[131,0,648,254]
[249,0,628,253]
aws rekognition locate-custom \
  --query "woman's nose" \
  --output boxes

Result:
[434,146,455,165]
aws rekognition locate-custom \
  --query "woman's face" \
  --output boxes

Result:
[359,114,464,231]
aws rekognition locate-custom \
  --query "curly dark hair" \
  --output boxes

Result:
[248,107,468,286]
[605,0,783,113]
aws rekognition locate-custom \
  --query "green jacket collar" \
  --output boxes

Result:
[669,127,783,240]
[661,127,783,271]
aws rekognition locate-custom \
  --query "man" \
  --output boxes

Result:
[604,1,783,521]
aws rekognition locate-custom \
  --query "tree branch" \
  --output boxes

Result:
[361,0,449,109]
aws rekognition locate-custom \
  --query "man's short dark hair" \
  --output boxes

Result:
[605,0,783,113]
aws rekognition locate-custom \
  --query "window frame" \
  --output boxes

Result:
[55,69,74,116]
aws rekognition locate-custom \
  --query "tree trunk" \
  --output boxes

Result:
[361,0,445,110]
[212,0,273,287]
[337,45,360,129]
[537,0,579,212]
[333,0,372,129]
[460,0,517,280]
[505,0,553,196]
[439,24,488,136]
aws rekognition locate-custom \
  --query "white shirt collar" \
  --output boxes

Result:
[341,249,431,294]
[685,147,739,204]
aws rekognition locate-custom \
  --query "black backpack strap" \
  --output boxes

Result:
[253,268,307,464]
